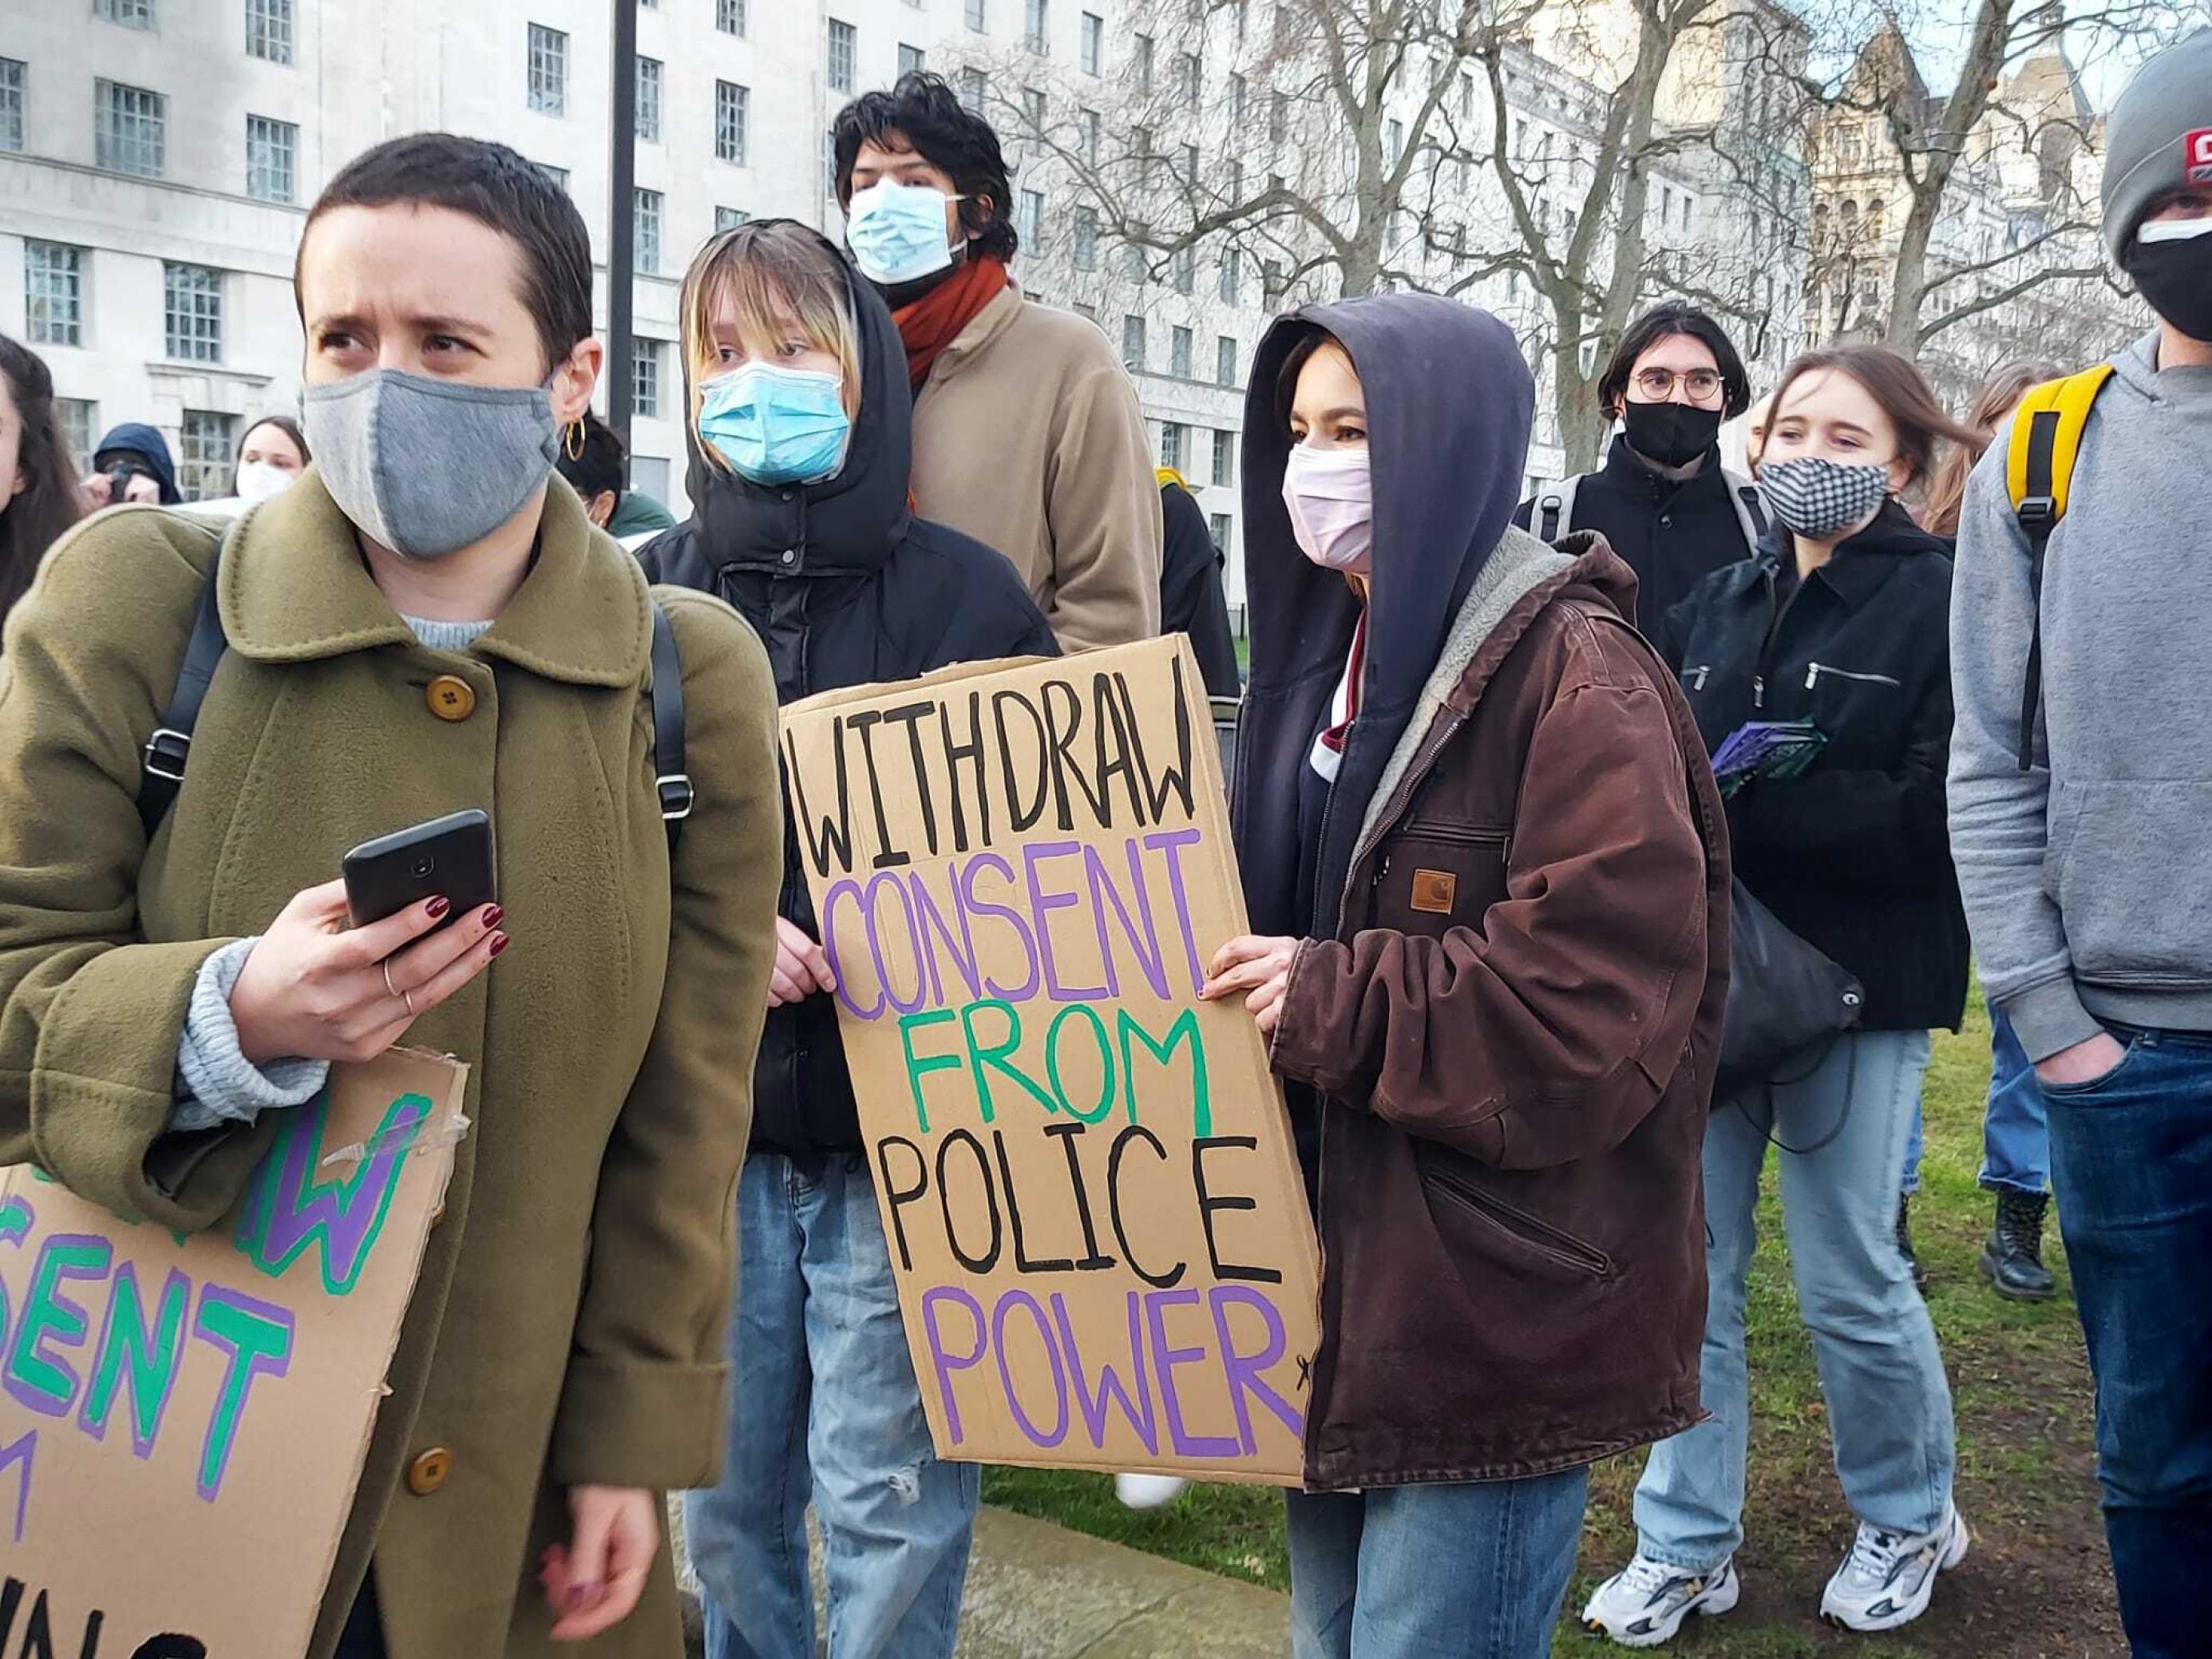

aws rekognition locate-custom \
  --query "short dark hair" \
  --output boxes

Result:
[297,133,595,373]
[1597,302,1752,420]
[554,410,627,508]
[830,73,1019,263]
[1273,329,1346,436]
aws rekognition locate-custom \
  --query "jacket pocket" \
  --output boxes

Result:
[1371,820,1510,940]
[2048,780,2212,989]
[1419,1155,1614,1281]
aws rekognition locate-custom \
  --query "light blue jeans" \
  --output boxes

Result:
[1634,1030,1956,1570]
[1980,1008,2052,1196]
[684,1153,980,1659]
[1285,1468,1590,1659]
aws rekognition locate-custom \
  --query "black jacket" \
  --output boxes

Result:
[639,225,1056,1162]
[1514,435,1759,628]
[1657,501,1966,1033]
[1160,478,1241,697]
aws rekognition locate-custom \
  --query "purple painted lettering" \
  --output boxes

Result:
[991,1289,1070,1449]
[1209,1285,1304,1454]
[1145,1287,1240,1459]
[1055,1291,1159,1455]
[821,879,885,1020]
[1025,841,1106,1002]
[1142,828,1208,996]
[920,1287,987,1446]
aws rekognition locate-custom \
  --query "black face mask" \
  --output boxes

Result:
[2126,232,2212,343]
[1620,400,1723,469]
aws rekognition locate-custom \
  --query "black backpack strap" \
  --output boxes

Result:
[2015,409,2062,772]
[137,546,229,837]
[1537,490,1563,543]
[650,601,693,853]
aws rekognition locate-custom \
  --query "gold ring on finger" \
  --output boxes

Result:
[382,959,400,1000]
[402,988,417,1018]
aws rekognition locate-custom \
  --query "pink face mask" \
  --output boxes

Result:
[1281,443,1374,573]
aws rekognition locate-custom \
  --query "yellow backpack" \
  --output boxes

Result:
[2003,364,2115,770]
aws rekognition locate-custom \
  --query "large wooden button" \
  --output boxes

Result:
[406,1447,453,1495]
[426,675,475,722]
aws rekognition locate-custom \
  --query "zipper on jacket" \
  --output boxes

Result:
[1684,665,1710,691]
[1421,1163,1614,1277]
[1804,661,1901,691]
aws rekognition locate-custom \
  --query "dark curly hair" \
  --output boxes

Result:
[0,335,84,624]
[1597,301,1752,421]
[830,73,1019,263]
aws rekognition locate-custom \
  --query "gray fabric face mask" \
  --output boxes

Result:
[302,368,559,558]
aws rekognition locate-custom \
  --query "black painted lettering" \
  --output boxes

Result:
[1091,671,1149,827]
[1041,678,1107,832]
[1044,1121,1118,1270]
[876,1137,929,1273]
[992,690,1051,833]
[936,1130,1004,1273]
[938,690,991,852]
[785,724,857,878]
[880,701,942,857]
[1192,1137,1283,1284]
[1106,1125,1185,1289]
[848,711,912,869]
[1121,661,1197,822]
[991,1130,1075,1273]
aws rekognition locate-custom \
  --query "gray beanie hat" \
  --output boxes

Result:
[2103,30,2212,263]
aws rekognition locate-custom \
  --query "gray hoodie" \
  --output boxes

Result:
[1949,330,2212,1060]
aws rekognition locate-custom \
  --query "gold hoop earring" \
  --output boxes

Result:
[563,418,587,461]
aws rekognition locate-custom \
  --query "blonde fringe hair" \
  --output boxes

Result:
[679,220,863,467]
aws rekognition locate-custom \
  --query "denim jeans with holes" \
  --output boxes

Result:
[684,1152,979,1659]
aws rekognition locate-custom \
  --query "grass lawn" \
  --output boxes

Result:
[983,1003,2118,1656]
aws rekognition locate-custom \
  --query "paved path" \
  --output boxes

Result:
[675,1503,1291,1657]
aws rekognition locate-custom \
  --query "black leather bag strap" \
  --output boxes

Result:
[137,545,229,838]
[650,601,693,853]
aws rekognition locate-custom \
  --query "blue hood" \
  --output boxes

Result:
[1232,293,1535,936]
[91,422,183,505]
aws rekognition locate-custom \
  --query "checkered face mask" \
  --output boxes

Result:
[1759,455,1892,540]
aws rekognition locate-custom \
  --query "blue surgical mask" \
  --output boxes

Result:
[697,362,853,485]
[845,180,963,287]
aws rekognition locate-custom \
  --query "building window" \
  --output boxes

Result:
[1181,142,1199,188]
[1160,422,1186,472]
[178,411,237,502]
[717,0,746,36]
[1134,34,1153,94]
[536,160,569,190]
[1213,428,1235,487]
[960,68,987,113]
[1386,118,1404,166]
[1177,52,1199,103]
[634,189,663,274]
[716,81,749,165]
[1170,326,1193,378]
[636,57,662,142]
[900,43,926,76]
[0,60,22,154]
[245,114,296,202]
[827,19,857,94]
[164,263,224,362]
[715,205,750,232]
[1080,107,1101,167]
[246,0,294,64]
[96,81,167,178]
[26,244,85,348]
[1209,511,1232,555]
[528,24,567,116]
[1219,247,1240,304]
[1081,11,1103,74]
[1018,188,1045,253]
[1270,91,1288,149]
[1122,315,1145,373]
[1023,87,1047,134]
[1216,335,1237,386]
[966,0,987,30]
[1173,245,1194,295]
[1229,74,1246,129]
[1263,258,1283,303]
[1074,207,1098,272]
[54,399,97,469]
[634,340,663,420]
[1024,0,1048,53]
[96,0,155,28]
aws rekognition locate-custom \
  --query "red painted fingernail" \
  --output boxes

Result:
[426,895,451,919]
[489,932,510,958]
[484,905,505,928]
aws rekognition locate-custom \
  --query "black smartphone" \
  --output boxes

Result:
[342,809,495,930]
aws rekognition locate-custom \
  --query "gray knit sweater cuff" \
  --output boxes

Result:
[172,937,330,1133]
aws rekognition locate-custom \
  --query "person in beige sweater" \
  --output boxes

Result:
[832,73,1161,653]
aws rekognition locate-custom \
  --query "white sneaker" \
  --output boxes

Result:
[1581,1554,1740,1647]
[1819,1506,1969,1632]
[1113,1472,1189,1511]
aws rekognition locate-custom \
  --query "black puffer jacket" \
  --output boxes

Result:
[1656,500,1966,1034]
[1159,477,1241,697]
[639,225,1056,1162]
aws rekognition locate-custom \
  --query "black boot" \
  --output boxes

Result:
[1896,1194,1927,1291]
[1979,1190,2057,1301]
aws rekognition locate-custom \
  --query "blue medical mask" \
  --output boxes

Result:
[697,362,853,486]
[845,180,964,287]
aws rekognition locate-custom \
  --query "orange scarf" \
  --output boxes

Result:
[892,256,1010,392]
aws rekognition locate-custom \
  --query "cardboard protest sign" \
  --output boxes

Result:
[0,1047,465,1655]
[782,636,1321,1484]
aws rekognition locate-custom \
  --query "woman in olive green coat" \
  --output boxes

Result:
[0,137,780,1656]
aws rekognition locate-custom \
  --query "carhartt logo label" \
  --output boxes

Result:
[1411,869,1458,913]
[2186,129,2212,184]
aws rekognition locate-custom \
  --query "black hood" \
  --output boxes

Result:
[91,421,182,505]
[680,221,912,579]
[1234,293,1533,936]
